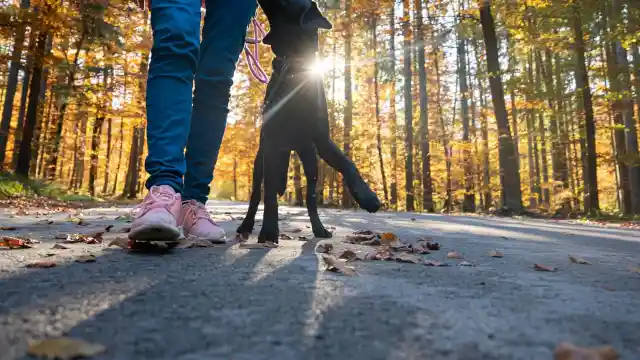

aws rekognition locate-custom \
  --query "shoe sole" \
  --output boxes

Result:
[129,223,182,242]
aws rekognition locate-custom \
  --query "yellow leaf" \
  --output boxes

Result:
[533,263,556,272]
[28,337,106,360]
[321,254,357,276]
[628,265,640,273]
[380,232,399,246]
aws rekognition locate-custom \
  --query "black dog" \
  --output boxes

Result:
[236,0,381,243]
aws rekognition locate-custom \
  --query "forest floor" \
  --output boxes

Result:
[1,200,639,359]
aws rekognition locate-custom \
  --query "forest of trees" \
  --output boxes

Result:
[1,0,640,216]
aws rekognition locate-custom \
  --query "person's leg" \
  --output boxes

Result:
[180,0,256,242]
[130,0,201,243]
[183,0,256,203]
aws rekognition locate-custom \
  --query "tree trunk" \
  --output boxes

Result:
[458,5,474,212]
[15,31,47,177]
[293,154,303,206]
[402,0,414,211]
[124,126,142,199]
[102,117,112,194]
[36,85,54,178]
[573,8,599,212]
[389,2,398,209]
[33,78,52,177]
[478,0,523,212]
[341,0,353,208]
[434,54,452,212]
[0,0,30,166]
[89,116,105,197]
[111,117,124,195]
[47,30,86,180]
[372,15,389,206]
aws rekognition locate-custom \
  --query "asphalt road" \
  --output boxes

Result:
[1,201,639,360]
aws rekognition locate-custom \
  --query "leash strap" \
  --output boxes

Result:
[244,14,269,84]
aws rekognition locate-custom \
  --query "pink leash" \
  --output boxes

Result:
[244,16,269,84]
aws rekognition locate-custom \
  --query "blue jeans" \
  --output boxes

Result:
[145,0,256,204]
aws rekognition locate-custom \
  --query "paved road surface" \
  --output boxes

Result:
[1,201,639,359]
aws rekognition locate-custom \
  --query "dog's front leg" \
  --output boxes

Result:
[297,146,332,238]
[237,148,264,235]
[258,147,280,243]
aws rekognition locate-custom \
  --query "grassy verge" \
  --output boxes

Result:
[0,172,98,202]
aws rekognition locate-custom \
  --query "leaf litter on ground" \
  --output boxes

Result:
[568,254,591,265]
[26,261,57,268]
[447,251,463,259]
[553,342,618,360]
[61,231,104,244]
[107,237,130,249]
[488,250,504,258]
[316,243,333,254]
[321,254,357,276]
[533,263,557,272]
[28,337,106,360]
[0,236,38,249]
[239,242,278,249]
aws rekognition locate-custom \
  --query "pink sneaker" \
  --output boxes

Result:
[180,200,226,243]
[129,185,182,242]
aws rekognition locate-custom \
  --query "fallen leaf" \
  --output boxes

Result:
[28,337,106,359]
[458,261,474,267]
[418,238,441,251]
[0,236,34,249]
[628,265,640,273]
[52,243,69,249]
[339,249,358,261]
[0,226,17,230]
[447,251,463,259]
[394,253,421,264]
[316,243,333,253]
[488,250,504,258]
[298,236,308,241]
[380,232,399,246]
[424,260,449,267]
[553,342,618,360]
[345,230,380,245]
[120,227,131,233]
[367,246,394,261]
[26,261,57,268]
[291,228,302,233]
[239,242,278,249]
[177,239,214,248]
[321,254,357,276]
[105,225,114,232]
[533,263,557,272]
[107,237,130,249]
[279,234,293,240]
[76,255,97,263]
[63,231,104,244]
[568,254,591,265]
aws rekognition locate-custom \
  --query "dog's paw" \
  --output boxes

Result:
[258,228,279,244]
[313,226,333,239]
[236,221,255,235]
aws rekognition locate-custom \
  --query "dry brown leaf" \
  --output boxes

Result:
[0,226,17,230]
[533,263,557,272]
[26,261,57,268]
[28,337,106,360]
[321,254,357,276]
[63,231,104,244]
[338,249,358,261]
[345,230,380,245]
[178,239,214,248]
[52,243,69,250]
[425,241,441,250]
[368,246,394,261]
[628,265,640,273]
[279,234,293,240]
[76,255,97,263]
[316,243,333,253]
[424,260,449,267]
[107,237,130,249]
[105,225,114,232]
[568,254,591,265]
[394,253,421,264]
[553,342,618,360]
[447,251,463,259]
[380,232,399,246]
[488,250,504,258]
[120,226,131,233]
[239,242,278,249]
[0,236,34,249]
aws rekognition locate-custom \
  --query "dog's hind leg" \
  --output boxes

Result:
[237,148,264,235]
[297,146,332,238]
[315,137,381,213]
[258,146,281,243]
